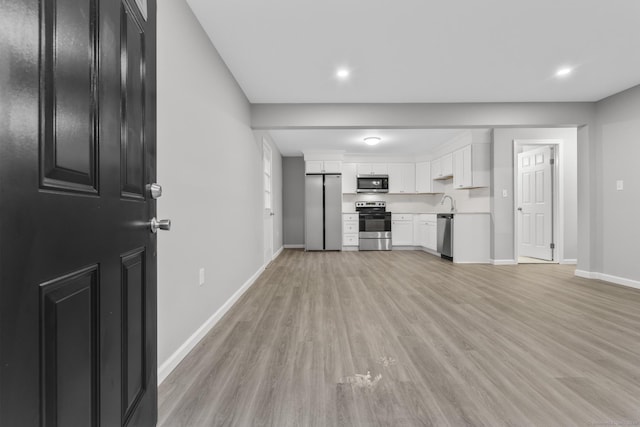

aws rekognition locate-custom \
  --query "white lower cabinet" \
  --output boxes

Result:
[426,218,437,251]
[391,214,414,246]
[343,213,359,247]
[452,214,490,263]
[414,214,437,251]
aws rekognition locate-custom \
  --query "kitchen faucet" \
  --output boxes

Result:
[440,194,456,212]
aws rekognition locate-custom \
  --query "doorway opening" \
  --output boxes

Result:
[514,140,562,264]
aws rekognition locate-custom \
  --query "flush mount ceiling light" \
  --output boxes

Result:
[555,67,573,78]
[364,137,381,146]
[336,68,350,79]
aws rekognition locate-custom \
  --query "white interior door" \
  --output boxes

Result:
[517,146,553,260]
[263,141,273,265]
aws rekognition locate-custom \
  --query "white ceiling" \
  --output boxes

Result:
[187,0,640,104]
[268,128,482,157]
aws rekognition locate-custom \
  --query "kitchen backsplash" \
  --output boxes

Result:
[342,182,490,213]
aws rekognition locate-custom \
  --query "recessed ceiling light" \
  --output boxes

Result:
[555,67,573,78]
[336,68,350,79]
[364,137,381,146]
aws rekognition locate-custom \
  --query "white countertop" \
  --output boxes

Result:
[344,211,490,215]
[392,211,490,215]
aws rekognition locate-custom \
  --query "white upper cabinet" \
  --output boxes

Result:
[416,162,444,193]
[415,162,431,193]
[452,144,490,189]
[432,153,453,180]
[323,160,342,173]
[388,163,415,194]
[305,160,342,174]
[357,163,388,176]
[305,161,323,174]
[441,153,453,177]
[342,163,357,193]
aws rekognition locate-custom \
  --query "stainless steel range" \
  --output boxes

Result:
[356,201,392,251]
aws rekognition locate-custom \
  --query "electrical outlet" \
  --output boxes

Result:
[616,180,624,191]
[502,189,508,198]
[199,268,205,286]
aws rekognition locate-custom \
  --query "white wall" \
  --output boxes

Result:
[492,128,578,263]
[156,0,282,380]
[594,85,640,283]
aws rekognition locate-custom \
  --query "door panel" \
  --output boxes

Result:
[41,0,98,193]
[324,174,342,250]
[517,146,553,260]
[305,175,323,250]
[0,0,157,426]
[122,249,147,423]
[121,3,147,200]
[40,266,99,427]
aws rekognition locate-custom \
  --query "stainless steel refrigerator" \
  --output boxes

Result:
[305,174,342,251]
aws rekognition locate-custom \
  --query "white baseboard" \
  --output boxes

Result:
[283,244,304,249]
[575,270,640,290]
[272,246,284,260]
[158,264,266,385]
[491,259,518,265]
[342,246,359,251]
[560,259,577,265]
[575,269,597,279]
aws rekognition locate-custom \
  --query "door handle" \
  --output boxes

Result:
[148,183,163,199]
[150,217,171,233]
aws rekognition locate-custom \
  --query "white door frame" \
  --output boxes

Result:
[513,139,564,263]
[263,139,274,266]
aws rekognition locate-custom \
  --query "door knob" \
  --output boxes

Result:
[148,183,163,199]
[270,211,275,216]
[517,207,523,211]
[150,217,171,233]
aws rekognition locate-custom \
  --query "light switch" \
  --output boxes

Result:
[616,180,624,191]
[502,189,508,198]
[199,268,205,286]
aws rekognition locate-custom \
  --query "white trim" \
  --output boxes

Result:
[574,270,640,290]
[158,264,266,384]
[283,244,304,249]
[560,259,577,265]
[272,246,284,260]
[491,259,518,265]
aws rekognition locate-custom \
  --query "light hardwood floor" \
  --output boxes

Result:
[158,250,640,427]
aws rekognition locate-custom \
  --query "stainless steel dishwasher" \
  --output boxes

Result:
[437,213,454,261]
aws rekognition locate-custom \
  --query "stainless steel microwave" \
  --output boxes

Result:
[356,175,389,193]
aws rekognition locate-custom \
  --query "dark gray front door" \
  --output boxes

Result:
[0,0,158,426]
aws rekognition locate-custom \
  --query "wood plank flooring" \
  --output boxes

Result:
[158,250,640,426]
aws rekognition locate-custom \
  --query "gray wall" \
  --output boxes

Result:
[157,0,282,373]
[492,128,578,262]
[282,157,305,246]
[595,85,640,282]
